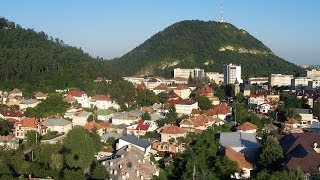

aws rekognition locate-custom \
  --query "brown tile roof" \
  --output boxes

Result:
[225,147,253,169]
[91,94,110,101]
[197,85,214,96]
[175,84,189,90]
[68,90,86,97]
[10,88,22,94]
[153,83,168,90]
[0,110,24,117]
[15,118,39,128]
[63,94,77,102]
[84,121,105,131]
[180,114,216,127]
[237,122,257,131]
[34,92,47,98]
[279,133,320,174]
[158,124,186,135]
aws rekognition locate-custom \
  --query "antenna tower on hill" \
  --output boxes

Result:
[219,0,224,23]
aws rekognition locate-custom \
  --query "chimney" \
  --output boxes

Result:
[314,142,318,148]
[125,172,129,178]
[110,161,113,166]
[119,164,122,169]
[140,175,144,180]
[136,170,140,177]
[113,170,117,175]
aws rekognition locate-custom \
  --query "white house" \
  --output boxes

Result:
[42,118,73,134]
[116,134,152,154]
[296,108,316,128]
[173,85,191,99]
[67,90,90,108]
[72,111,91,126]
[97,109,114,121]
[19,99,40,110]
[175,101,198,115]
[126,120,158,136]
[258,103,272,114]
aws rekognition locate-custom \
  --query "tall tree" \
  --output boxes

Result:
[258,135,284,170]
[195,95,213,110]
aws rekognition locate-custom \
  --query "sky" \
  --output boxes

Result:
[2,0,320,65]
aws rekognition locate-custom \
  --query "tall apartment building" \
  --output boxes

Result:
[223,64,243,84]
[174,68,204,79]
[269,74,293,87]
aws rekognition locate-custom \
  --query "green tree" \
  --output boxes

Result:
[63,127,97,170]
[234,92,244,103]
[195,95,213,110]
[142,111,151,120]
[258,135,284,169]
[90,161,108,180]
[156,92,169,104]
[25,130,40,147]
[136,89,157,107]
[0,119,11,136]
[313,101,320,119]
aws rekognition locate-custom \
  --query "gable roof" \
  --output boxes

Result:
[175,84,189,90]
[34,92,47,98]
[63,94,77,102]
[10,88,22,94]
[84,121,105,131]
[68,90,86,97]
[158,124,186,135]
[15,118,39,128]
[197,84,214,96]
[237,122,257,131]
[278,133,320,174]
[225,147,253,169]
[0,110,24,117]
[91,94,110,101]
[153,83,169,90]
[135,120,150,131]
[119,134,151,149]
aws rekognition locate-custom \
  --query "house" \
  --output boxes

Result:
[67,90,90,108]
[19,99,40,110]
[220,132,260,161]
[210,102,232,120]
[157,124,187,143]
[247,95,266,110]
[175,100,198,115]
[179,114,222,133]
[42,118,73,134]
[34,92,47,100]
[152,83,169,95]
[0,110,24,121]
[14,118,47,139]
[9,88,23,98]
[106,145,159,179]
[295,108,316,128]
[278,133,320,177]
[146,77,163,90]
[236,122,257,133]
[101,132,123,143]
[90,94,110,109]
[97,109,114,121]
[258,103,272,114]
[173,84,191,99]
[63,94,77,104]
[64,107,82,119]
[284,118,303,134]
[126,120,158,136]
[116,134,152,154]
[84,121,109,136]
[196,84,214,97]
[152,142,185,154]
[263,124,278,133]
[72,111,92,126]
[171,77,188,84]
[112,110,143,125]
[225,147,253,179]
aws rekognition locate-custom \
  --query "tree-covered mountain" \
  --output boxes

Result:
[0,17,121,94]
[109,20,301,78]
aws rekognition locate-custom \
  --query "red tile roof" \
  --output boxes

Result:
[175,84,189,90]
[15,118,39,128]
[153,83,168,90]
[63,94,77,102]
[197,85,214,96]
[0,110,24,117]
[91,95,110,101]
[68,90,86,97]
[159,125,186,135]
[84,121,105,131]
[225,147,253,169]
[237,122,257,131]
[135,120,150,131]
[34,92,47,98]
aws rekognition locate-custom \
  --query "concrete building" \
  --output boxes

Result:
[248,77,268,85]
[291,77,312,89]
[269,74,293,87]
[308,79,320,89]
[205,72,224,84]
[174,68,204,79]
[42,118,72,134]
[299,69,320,79]
[223,64,243,84]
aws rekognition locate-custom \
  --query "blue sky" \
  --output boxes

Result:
[2,0,320,65]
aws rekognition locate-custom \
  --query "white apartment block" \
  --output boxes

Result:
[223,64,243,84]
[175,101,198,115]
[174,68,204,79]
[299,69,320,79]
[248,77,268,85]
[269,74,293,87]
[308,79,320,89]
[206,72,224,84]
[291,77,312,89]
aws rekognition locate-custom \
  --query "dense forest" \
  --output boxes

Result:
[0,17,122,94]
[109,20,301,78]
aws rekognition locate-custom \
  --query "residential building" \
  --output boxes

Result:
[0,135,19,150]
[152,142,185,154]
[247,95,265,109]
[295,108,316,128]
[278,133,320,177]
[116,134,152,154]
[42,118,72,134]
[175,100,198,115]
[283,118,303,133]
[236,122,257,133]
[291,77,311,89]
[173,84,191,99]
[106,145,159,179]
[145,78,163,90]
[258,103,272,114]
[205,72,224,84]
[9,88,23,98]
[157,124,187,143]
[112,110,143,125]
[308,79,320,89]
[299,69,320,79]
[67,90,90,108]
[14,118,46,139]
[0,110,24,121]
[34,92,47,100]
[84,121,109,136]
[97,109,114,121]
[72,111,92,126]
[248,77,268,85]
[152,83,169,94]
[220,132,260,161]
[19,99,40,110]
[90,95,110,109]
[225,147,253,179]
[170,77,188,84]
[126,120,158,136]
[269,74,293,87]
[223,64,243,84]
[179,114,222,133]
[173,68,204,79]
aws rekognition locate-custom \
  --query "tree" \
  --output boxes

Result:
[0,119,11,136]
[142,111,151,120]
[234,92,244,103]
[314,101,320,119]
[136,89,157,107]
[195,95,213,110]
[90,161,108,180]
[25,130,40,147]
[63,127,97,170]
[258,135,284,169]
[157,92,169,104]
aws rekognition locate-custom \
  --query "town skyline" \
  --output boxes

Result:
[2,0,320,65]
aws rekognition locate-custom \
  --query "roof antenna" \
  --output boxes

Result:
[219,0,224,23]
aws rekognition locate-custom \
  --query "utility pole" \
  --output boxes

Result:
[193,165,196,180]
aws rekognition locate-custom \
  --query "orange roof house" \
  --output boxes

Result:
[158,124,187,143]
[237,122,257,133]
[225,147,253,179]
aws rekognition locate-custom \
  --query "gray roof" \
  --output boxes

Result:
[42,118,72,126]
[119,134,151,149]
[310,122,320,129]
[101,133,123,141]
[295,108,311,114]
[21,99,38,104]
[151,113,165,121]
[220,132,260,149]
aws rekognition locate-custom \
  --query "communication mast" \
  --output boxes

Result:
[219,0,224,23]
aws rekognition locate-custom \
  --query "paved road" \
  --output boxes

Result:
[41,133,67,144]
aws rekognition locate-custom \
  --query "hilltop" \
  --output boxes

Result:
[109,20,301,78]
[0,17,121,94]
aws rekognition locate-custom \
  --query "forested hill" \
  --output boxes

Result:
[0,17,121,94]
[109,20,301,78]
